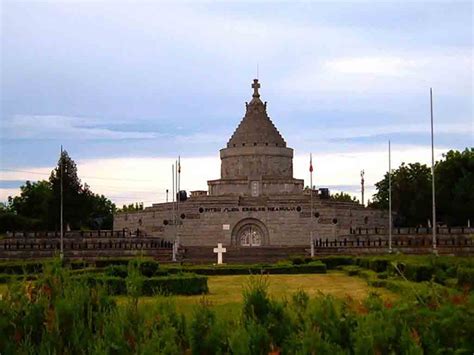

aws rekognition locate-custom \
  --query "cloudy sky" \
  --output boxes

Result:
[1,0,472,206]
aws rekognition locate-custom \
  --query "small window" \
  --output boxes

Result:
[242,143,245,146]
[138,218,143,226]
[332,218,338,224]
[180,213,186,219]
[233,144,236,147]
[254,142,257,146]
[314,212,320,218]
[163,220,169,225]
[364,216,369,224]
[265,142,268,146]
[296,206,302,212]
[251,181,259,197]
[199,207,204,213]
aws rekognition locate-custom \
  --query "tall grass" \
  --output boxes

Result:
[0,262,472,354]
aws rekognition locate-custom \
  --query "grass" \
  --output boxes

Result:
[116,271,397,316]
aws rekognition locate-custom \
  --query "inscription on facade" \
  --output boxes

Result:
[203,206,300,213]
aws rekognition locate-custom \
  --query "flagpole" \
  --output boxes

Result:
[177,156,181,248]
[175,160,179,258]
[388,140,392,253]
[430,88,437,254]
[60,145,64,261]
[310,153,314,257]
[172,164,176,261]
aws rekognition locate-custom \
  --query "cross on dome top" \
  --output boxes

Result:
[252,79,260,98]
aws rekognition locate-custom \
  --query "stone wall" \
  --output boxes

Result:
[0,230,174,260]
[114,194,389,246]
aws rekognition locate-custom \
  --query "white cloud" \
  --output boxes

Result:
[1,115,156,140]
[1,146,450,206]
[279,51,472,96]
[325,56,421,76]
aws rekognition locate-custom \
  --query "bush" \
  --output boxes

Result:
[457,267,474,288]
[138,260,160,277]
[142,274,208,296]
[0,261,44,275]
[290,256,305,265]
[341,265,362,276]
[105,265,128,278]
[404,263,435,282]
[189,300,228,354]
[94,258,130,268]
[319,256,355,269]
[165,262,326,276]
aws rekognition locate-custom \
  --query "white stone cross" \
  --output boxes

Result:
[213,243,227,265]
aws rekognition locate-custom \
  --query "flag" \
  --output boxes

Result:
[309,153,313,173]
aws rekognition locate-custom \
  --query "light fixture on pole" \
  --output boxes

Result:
[309,153,314,257]
[60,145,64,261]
[430,88,437,255]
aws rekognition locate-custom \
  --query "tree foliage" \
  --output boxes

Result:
[331,192,360,203]
[1,150,116,232]
[117,203,144,212]
[369,148,474,226]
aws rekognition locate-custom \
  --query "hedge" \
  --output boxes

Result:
[142,275,208,296]
[317,256,355,269]
[105,265,128,278]
[0,261,44,275]
[165,262,326,276]
[70,274,208,296]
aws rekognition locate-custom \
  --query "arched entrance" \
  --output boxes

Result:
[231,218,269,246]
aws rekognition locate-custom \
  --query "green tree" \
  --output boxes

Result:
[331,192,359,203]
[370,162,431,226]
[48,151,116,230]
[435,148,474,226]
[82,184,117,229]
[118,203,144,212]
[49,150,86,229]
[9,180,52,227]
[370,149,474,227]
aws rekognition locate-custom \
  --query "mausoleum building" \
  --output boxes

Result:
[114,79,389,247]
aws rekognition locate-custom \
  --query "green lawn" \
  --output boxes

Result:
[0,272,396,316]
[117,272,397,316]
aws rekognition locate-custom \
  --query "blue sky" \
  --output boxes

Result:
[1,1,472,205]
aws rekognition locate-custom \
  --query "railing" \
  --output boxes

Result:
[348,226,473,235]
[0,238,174,251]
[314,236,473,248]
[5,229,148,239]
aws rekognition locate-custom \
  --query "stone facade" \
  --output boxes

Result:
[114,79,390,246]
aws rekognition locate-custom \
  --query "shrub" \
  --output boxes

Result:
[105,265,128,278]
[142,275,208,296]
[94,258,130,268]
[457,267,474,288]
[404,263,435,282]
[164,262,326,276]
[138,260,160,277]
[189,300,228,354]
[290,256,305,265]
[368,257,390,272]
[0,261,44,275]
[341,265,362,276]
[319,256,354,269]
